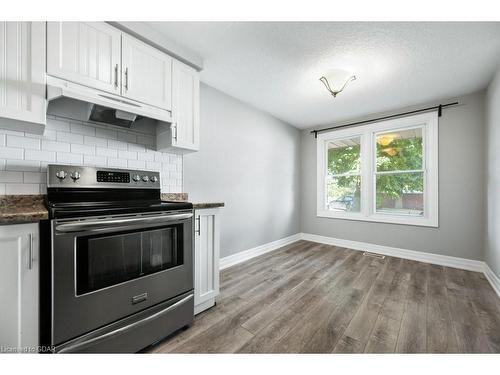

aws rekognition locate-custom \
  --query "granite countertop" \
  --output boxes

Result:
[161,193,225,209]
[0,193,223,225]
[0,195,49,224]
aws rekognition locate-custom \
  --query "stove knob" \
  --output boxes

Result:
[142,175,149,182]
[70,171,81,181]
[150,176,158,183]
[55,170,67,180]
[133,174,141,182]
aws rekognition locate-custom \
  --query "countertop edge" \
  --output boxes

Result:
[193,203,225,209]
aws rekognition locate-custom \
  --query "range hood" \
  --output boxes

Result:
[47,76,172,127]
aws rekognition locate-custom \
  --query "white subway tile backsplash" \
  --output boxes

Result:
[127,143,146,153]
[23,172,46,183]
[107,139,128,150]
[137,152,154,162]
[6,160,40,172]
[70,122,96,136]
[118,150,137,160]
[137,135,155,147]
[108,158,127,168]
[25,149,56,163]
[118,132,137,143]
[0,147,24,160]
[164,163,177,171]
[57,152,83,165]
[96,147,118,158]
[42,129,57,141]
[0,171,24,183]
[84,155,107,166]
[170,171,182,180]
[42,140,71,152]
[127,160,146,170]
[57,131,84,144]
[71,144,95,156]
[84,136,108,147]
[146,161,161,171]
[5,183,39,195]
[6,135,40,150]
[95,128,117,139]
[47,117,71,132]
[0,115,182,194]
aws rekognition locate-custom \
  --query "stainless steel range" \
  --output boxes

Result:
[40,164,194,353]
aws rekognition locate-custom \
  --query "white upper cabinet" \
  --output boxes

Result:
[0,22,46,134]
[171,60,200,151]
[47,22,121,95]
[121,34,172,111]
[46,21,200,152]
[0,223,39,352]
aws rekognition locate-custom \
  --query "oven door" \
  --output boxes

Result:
[51,210,193,346]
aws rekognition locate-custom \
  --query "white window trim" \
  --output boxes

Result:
[316,111,439,227]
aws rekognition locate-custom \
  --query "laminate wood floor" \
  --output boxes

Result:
[149,240,500,353]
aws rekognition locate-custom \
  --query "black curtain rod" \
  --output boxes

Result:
[311,101,459,138]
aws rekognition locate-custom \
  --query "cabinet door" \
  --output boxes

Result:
[194,209,220,311]
[0,223,39,352]
[171,60,200,151]
[121,34,172,110]
[47,22,121,94]
[0,22,46,125]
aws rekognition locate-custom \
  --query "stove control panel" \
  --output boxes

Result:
[47,164,161,189]
[97,171,130,183]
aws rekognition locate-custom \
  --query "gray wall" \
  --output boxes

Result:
[301,91,486,261]
[184,84,301,258]
[486,66,500,275]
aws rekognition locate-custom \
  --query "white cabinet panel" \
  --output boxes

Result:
[194,209,220,314]
[47,22,121,94]
[171,60,200,151]
[0,223,39,352]
[0,22,46,132]
[121,34,172,111]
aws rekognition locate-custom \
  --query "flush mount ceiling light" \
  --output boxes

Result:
[319,69,356,98]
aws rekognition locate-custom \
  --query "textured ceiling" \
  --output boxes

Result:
[147,22,500,129]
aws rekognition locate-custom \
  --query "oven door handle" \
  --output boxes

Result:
[55,212,193,233]
[58,293,194,353]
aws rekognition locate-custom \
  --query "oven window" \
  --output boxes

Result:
[75,225,184,295]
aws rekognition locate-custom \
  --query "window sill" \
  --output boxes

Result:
[316,210,438,228]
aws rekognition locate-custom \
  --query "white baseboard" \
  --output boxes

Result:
[483,263,500,298]
[300,233,485,272]
[219,233,302,270]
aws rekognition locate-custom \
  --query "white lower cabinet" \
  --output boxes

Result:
[194,208,221,315]
[0,223,39,353]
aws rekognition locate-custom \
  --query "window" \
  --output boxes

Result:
[317,112,438,227]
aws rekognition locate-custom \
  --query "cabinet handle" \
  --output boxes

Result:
[195,215,201,236]
[28,233,34,270]
[124,67,129,91]
[172,123,178,141]
[114,64,119,88]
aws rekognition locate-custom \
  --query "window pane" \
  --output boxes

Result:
[326,175,361,212]
[376,172,424,216]
[376,128,423,172]
[327,136,361,175]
